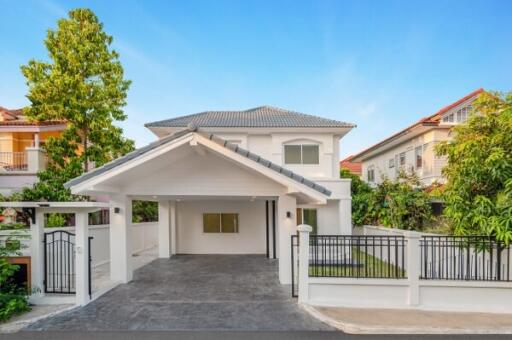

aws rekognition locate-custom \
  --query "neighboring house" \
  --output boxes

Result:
[351,89,484,186]
[0,107,66,195]
[64,106,355,286]
[339,155,362,177]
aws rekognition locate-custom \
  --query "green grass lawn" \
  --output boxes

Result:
[309,248,407,278]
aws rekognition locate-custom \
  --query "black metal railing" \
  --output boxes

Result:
[420,236,511,281]
[308,235,407,279]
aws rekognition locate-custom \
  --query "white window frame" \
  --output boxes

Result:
[283,144,319,165]
[415,146,423,169]
[367,166,375,183]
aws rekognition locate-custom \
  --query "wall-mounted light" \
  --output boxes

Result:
[114,207,121,214]
[286,211,292,218]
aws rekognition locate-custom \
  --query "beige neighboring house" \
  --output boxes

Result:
[0,107,66,195]
[351,88,484,186]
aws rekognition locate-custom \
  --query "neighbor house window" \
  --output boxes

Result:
[399,152,406,166]
[367,166,375,182]
[284,145,319,165]
[415,146,423,169]
[203,213,239,233]
[389,158,394,168]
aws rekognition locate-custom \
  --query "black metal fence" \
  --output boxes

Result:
[420,236,511,281]
[308,235,407,279]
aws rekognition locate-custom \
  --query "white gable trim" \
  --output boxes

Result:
[70,132,328,203]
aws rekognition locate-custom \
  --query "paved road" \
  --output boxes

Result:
[26,255,330,331]
[7,331,511,340]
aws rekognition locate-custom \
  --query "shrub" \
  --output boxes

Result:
[342,170,432,231]
[0,236,30,321]
[45,213,67,228]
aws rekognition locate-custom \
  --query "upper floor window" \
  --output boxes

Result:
[415,146,423,169]
[284,145,319,165]
[442,105,472,124]
[367,166,375,183]
[389,158,395,168]
[399,152,406,166]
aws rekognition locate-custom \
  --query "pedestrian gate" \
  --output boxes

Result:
[43,230,92,297]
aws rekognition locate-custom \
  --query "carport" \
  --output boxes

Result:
[64,127,332,306]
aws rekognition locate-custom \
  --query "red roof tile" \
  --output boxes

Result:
[340,155,362,175]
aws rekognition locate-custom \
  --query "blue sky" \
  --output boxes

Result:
[1,0,511,158]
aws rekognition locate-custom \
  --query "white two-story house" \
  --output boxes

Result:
[351,89,483,186]
[64,106,354,285]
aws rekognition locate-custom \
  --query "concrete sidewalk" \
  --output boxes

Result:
[303,305,512,334]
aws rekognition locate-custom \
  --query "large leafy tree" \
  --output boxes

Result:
[437,91,512,243]
[21,8,134,201]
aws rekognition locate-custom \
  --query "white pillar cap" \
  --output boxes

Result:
[297,224,313,233]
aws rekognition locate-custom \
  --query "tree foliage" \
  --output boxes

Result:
[0,235,30,321]
[341,170,432,230]
[20,8,134,201]
[132,201,158,223]
[437,91,512,243]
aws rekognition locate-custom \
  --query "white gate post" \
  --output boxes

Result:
[75,211,90,306]
[297,224,311,303]
[30,208,45,297]
[406,231,421,306]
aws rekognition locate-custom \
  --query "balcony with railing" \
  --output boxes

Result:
[0,149,46,174]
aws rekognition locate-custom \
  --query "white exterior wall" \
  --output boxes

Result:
[176,200,266,254]
[361,129,450,186]
[214,132,340,180]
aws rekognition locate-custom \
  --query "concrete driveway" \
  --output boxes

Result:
[26,255,332,331]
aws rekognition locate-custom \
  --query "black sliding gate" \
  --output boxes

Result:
[43,230,93,296]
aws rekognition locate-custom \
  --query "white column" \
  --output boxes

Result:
[297,224,311,303]
[277,194,297,284]
[170,200,177,255]
[109,195,133,283]
[338,198,352,235]
[406,232,421,306]
[30,209,45,296]
[26,148,46,173]
[158,200,171,258]
[75,211,90,306]
[33,132,40,148]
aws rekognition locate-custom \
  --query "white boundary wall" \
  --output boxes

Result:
[298,227,512,314]
[0,222,158,268]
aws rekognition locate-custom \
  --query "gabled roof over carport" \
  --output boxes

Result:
[65,125,331,203]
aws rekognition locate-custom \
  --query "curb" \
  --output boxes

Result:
[0,304,76,333]
[300,304,512,335]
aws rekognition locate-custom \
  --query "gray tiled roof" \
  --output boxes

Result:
[64,126,331,197]
[145,106,355,128]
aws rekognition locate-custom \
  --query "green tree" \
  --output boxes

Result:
[20,8,134,201]
[132,201,158,223]
[340,168,373,225]
[437,91,512,243]
[342,169,432,230]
